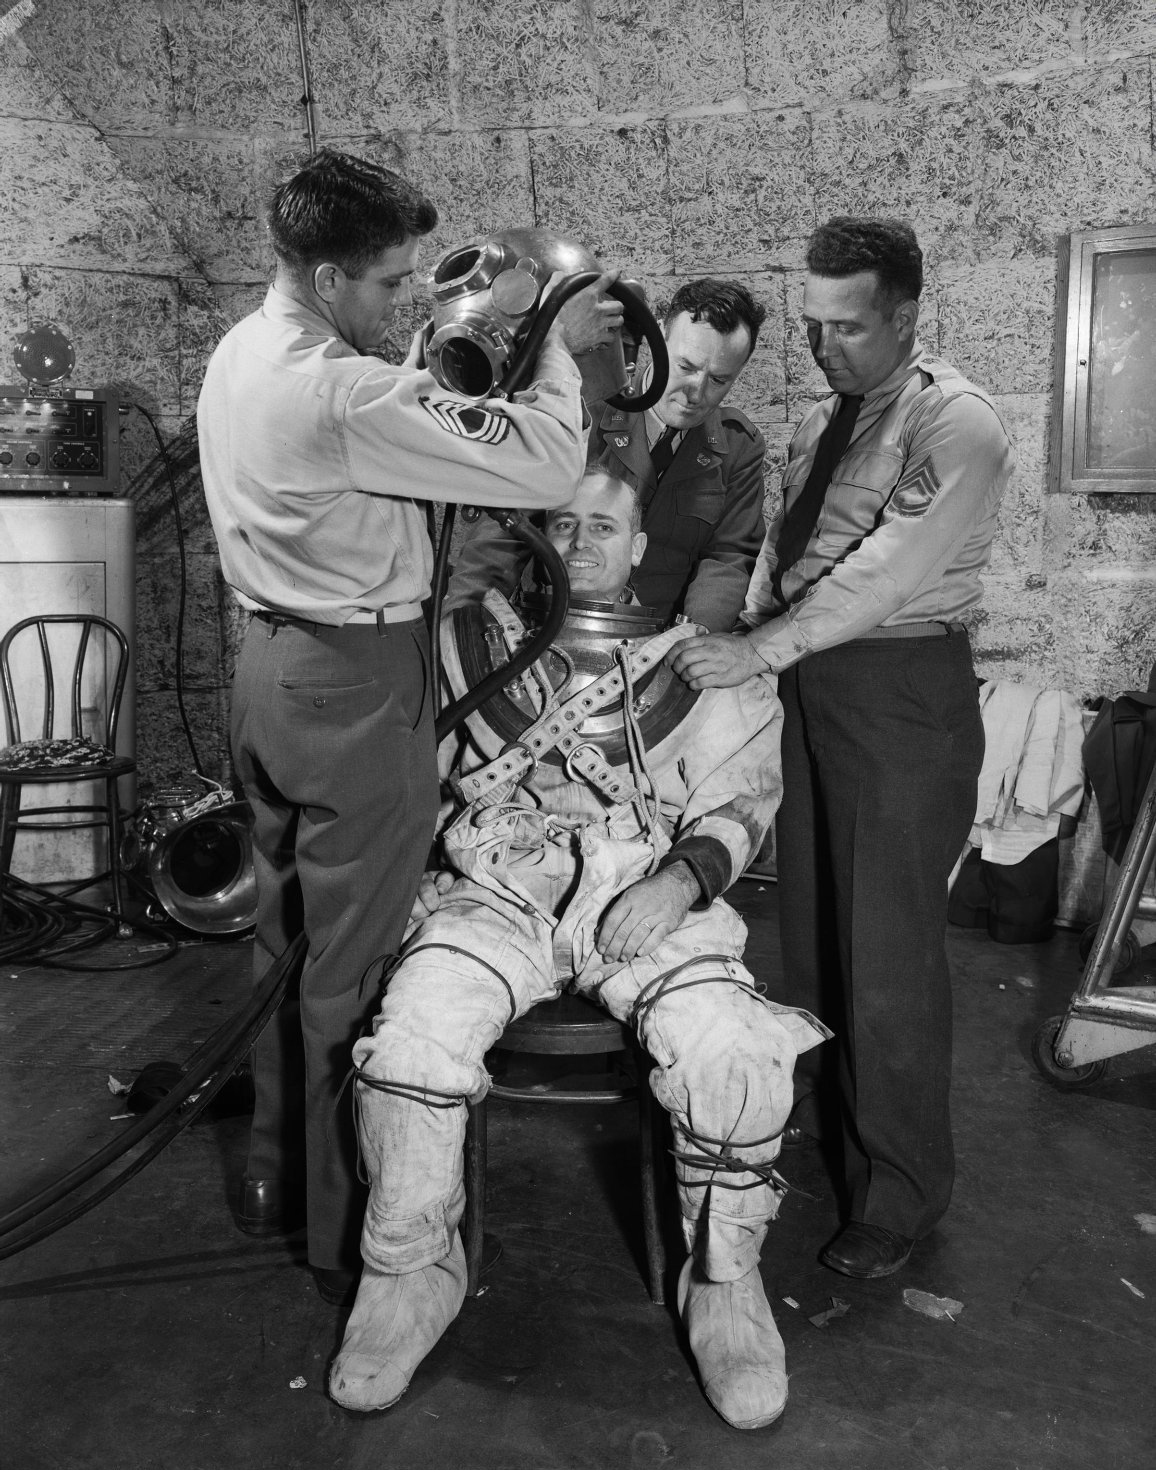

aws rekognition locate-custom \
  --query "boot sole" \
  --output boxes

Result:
[329,1380,407,1414]
[717,1404,786,1432]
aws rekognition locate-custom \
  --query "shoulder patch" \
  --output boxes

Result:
[420,396,511,444]
[889,458,943,518]
[719,404,760,439]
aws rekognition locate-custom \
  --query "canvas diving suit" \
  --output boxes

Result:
[350,590,827,1284]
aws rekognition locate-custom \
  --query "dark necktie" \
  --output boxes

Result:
[650,426,679,480]
[772,393,863,604]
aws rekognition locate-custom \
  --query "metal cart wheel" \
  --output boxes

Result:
[1031,1014,1108,1088]
[1078,923,1141,977]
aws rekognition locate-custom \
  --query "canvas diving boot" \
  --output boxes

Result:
[328,1231,468,1412]
[677,1255,788,1430]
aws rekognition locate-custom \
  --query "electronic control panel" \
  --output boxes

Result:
[0,386,120,496]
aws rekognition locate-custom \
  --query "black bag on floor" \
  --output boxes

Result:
[949,841,1061,945]
[1082,668,1156,865]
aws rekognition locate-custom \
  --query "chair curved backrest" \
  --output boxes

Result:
[0,614,131,753]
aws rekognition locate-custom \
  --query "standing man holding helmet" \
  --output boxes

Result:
[670,217,1014,1281]
[446,278,768,631]
[197,148,621,1304]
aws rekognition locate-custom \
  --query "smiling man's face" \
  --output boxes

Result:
[543,471,647,603]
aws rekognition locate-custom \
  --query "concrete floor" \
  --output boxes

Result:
[2,879,1155,1470]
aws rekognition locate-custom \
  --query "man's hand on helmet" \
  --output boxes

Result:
[546,269,625,357]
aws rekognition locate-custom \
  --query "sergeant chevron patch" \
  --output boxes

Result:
[890,458,942,517]
[420,396,511,444]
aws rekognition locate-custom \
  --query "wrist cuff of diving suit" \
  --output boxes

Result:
[657,836,731,909]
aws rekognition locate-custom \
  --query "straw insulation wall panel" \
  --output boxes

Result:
[937,263,1056,396]
[530,126,673,273]
[101,137,279,285]
[590,1,746,116]
[451,0,597,125]
[743,0,899,107]
[667,112,814,272]
[2,0,1156,787]
[305,0,451,133]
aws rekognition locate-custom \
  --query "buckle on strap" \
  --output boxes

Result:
[455,622,698,804]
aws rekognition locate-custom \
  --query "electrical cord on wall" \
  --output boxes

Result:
[126,404,205,779]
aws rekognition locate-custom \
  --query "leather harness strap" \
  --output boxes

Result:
[453,622,698,806]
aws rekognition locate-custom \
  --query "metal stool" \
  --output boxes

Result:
[463,989,668,1303]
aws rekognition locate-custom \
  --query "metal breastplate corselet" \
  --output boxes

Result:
[443,591,702,806]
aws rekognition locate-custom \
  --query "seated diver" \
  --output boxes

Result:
[329,466,828,1429]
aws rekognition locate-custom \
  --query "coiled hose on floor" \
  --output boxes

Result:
[0,933,305,1261]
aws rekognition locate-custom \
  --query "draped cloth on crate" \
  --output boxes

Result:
[949,680,1087,944]
[969,681,1086,864]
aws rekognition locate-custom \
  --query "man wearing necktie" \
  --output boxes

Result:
[446,279,768,632]
[671,218,1014,1282]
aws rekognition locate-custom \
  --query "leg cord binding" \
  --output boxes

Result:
[389,941,518,1026]
[621,954,791,1192]
[344,943,518,1186]
[627,953,766,1031]
[349,1067,470,1188]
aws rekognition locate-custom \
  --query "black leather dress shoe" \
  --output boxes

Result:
[236,1176,303,1237]
[781,1121,818,1148]
[312,1265,359,1305]
[819,1221,914,1279]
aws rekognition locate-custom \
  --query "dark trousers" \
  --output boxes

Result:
[776,629,983,1240]
[231,615,438,1271]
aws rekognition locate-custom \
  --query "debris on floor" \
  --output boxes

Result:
[1135,1213,1156,1235]
[903,1289,963,1322]
[1120,1278,1145,1298]
[807,1297,850,1328]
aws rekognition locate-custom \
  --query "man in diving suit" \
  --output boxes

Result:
[329,468,828,1430]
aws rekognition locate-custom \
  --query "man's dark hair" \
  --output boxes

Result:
[665,278,767,355]
[805,217,923,311]
[268,148,438,280]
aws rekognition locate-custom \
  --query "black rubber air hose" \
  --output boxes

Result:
[428,502,457,717]
[497,273,669,412]
[434,511,570,744]
[0,933,306,1260]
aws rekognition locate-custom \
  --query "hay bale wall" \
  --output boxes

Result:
[2,0,1155,786]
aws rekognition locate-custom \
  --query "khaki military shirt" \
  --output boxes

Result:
[741,345,1014,671]
[198,286,587,626]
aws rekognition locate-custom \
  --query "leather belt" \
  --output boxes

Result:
[852,621,964,641]
[252,609,392,635]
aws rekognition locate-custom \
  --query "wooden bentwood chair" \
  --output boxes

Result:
[0,614,135,933]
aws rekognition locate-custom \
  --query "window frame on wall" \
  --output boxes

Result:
[1051,222,1156,494]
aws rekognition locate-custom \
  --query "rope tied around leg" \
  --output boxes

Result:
[346,940,518,1185]
[627,952,766,1031]
[388,941,519,1026]
[621,952,793,1193]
